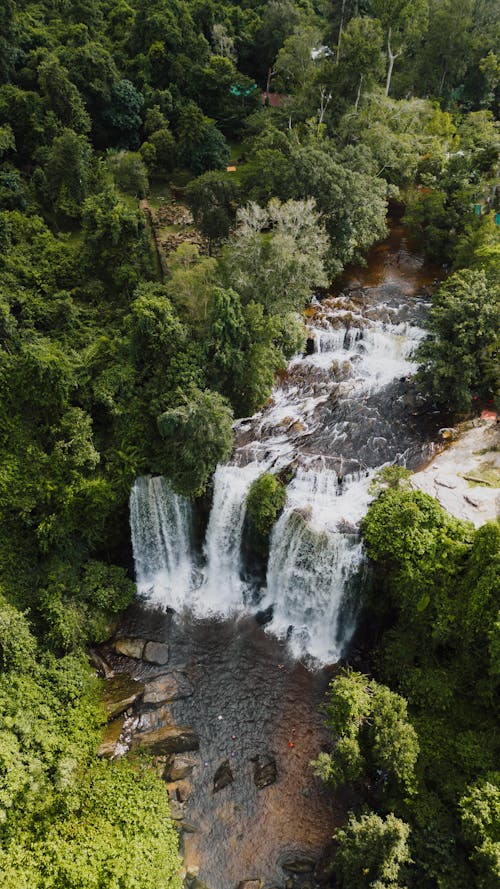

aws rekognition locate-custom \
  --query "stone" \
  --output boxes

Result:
[435,475,457,489]
[180,820,198,833]
[143,672,194,705]
[143,640,170,665]
[131,724,200,755]
[285,880,294,889]
[98,715,125,758]
[251,754,277,789]
[165,779,193,802]
[167,753,198,781]
[465,494,480,508]
[103,675,145,720]
[237,881,263,889]
[169,800,185,820]
[186,865,200,879]
[282,856,315,873]
[114,637,145,659]
[191,880,211,889]
[213,759,234,793]
[136,704,172,733]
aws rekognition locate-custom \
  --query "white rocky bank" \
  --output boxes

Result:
[411,417,499,527]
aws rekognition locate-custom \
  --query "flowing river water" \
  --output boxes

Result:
[119,225,441,889]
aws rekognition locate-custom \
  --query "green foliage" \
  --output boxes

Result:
[460,776,500,889]
[314,669,419,798]
[108,151,149,197]
[246,473,286,550]
[157,385,234,496]
[186,170,240,245]
[417,268,499,411]
[334,811,411,889]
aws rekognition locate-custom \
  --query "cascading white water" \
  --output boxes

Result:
[264,468,372,661]
[130,274,432,662]
[130,475,194,609]
[201,461,266,612]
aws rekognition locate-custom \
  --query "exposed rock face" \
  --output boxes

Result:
[251,754,277,789]
[167,754,198,781]
[143,671,195,705]
[114,637,145,659]
[410,419,499,527]
[131,724,200,755]
[98,715,125,758]
[136,704,172,733]
[282,856,316,873]
[103,675,145,720]
[143,640,170,665]
[213,759,234,793]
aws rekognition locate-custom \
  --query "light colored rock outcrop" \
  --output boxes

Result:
[411,420,499,527]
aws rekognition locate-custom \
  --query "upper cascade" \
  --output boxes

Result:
[130,259,435,663]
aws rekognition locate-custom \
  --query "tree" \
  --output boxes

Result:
[460,776,500,889]
[223,198,328,313]
[36,129,94,222]
[334,811,411,888]
[156,385,233,495]
[313,669,419,796]
[82,187,152,291]
[417,268,499,410]
[370,0,429,96]
[186,170,240,249]
[108,150,149,197]
[37,55,91,134]
[104,79,144,148]
[246,472,286,553]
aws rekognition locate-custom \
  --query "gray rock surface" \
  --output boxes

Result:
[103,675,145,720]
[213,759,234,793]
[143,640,170,665]
[131,724,199,755]
[143,671,194,705]
[114,637,145,659]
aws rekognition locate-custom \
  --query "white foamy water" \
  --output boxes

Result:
[130,278,432,663]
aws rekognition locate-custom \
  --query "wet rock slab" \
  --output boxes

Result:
[143,671,194,705]
[98,715,125,758]
[131,724,199,755]
[167,753,198,780]
[103,675,145,720]
[237,881,263,889]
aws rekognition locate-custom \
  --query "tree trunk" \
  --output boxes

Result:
[354,73,364,111]
[385,28,402,97]
[336,0,347,65]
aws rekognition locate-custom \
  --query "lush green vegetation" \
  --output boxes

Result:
[0,0,498,884]
[318,489,499,888]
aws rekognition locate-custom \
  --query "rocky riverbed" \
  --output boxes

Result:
[95,606,341,889]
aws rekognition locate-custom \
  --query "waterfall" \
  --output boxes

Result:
[264,468,372,661]
[130,475,194,609]
[201,461,267,612]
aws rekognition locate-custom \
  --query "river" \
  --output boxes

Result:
[116,224,441,889]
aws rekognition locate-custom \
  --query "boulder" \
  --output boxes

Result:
[143,672,194,705]
[282,856,315,873]
[213,759,234,793]
[165,779,193,802]
[98,715,125,758]
[191,880,211,889]
[103,675,145,720]
[251,754,277,789]
[131,724,199,755]
[143,640,170,665]
[167,753,198,781]
[114,637,145,659]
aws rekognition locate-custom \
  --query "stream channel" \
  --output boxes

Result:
[111,224,442,889]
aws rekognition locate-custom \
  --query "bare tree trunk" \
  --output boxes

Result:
[385,28,402,97]
[318,87,332,131]
[336,0,347,65]
[266,67,277,94]
[354,73,364,111]
[439,66,447,95]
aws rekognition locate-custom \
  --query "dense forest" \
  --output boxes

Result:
[0,0,498,886]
